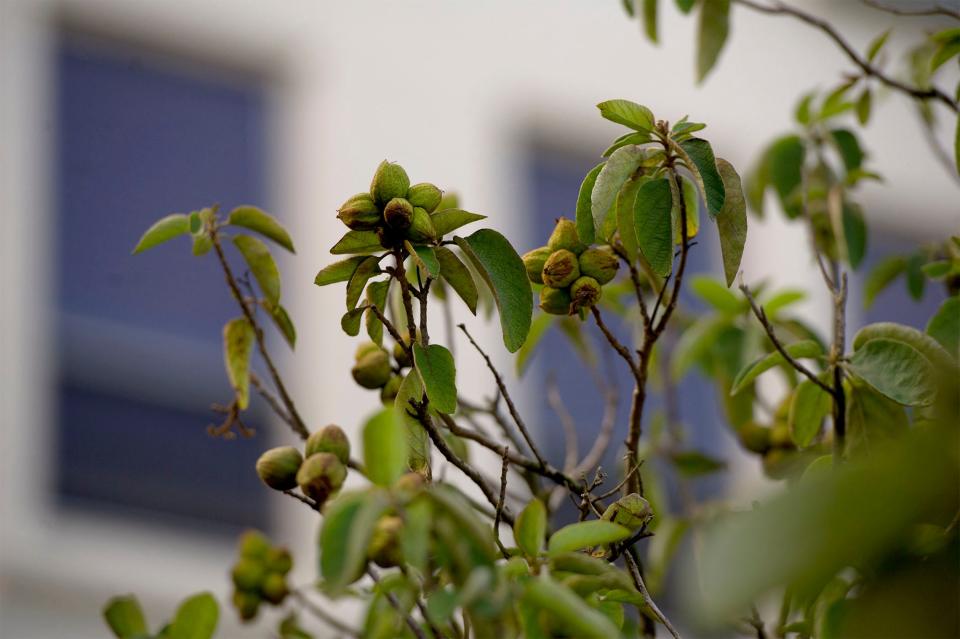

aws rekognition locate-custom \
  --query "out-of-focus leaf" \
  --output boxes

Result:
[523,577,621,639]
[847,338,935,406]
[315,256,368,287]
[731,340,823,395]
[596,99,654,132]
[766,135,806,218]
[228,205,294,253]
[169,592,218,639]
[132,214,190,254]
[672,314,731,380]
[856,88,872,126]
[634,177,674,276]
[715,158,748,286]
[576,163,604,244]
[320,490,391,591]
[515,312,553,376]
[643,0,658,43]
[926,297,959,359]
[346,256,381,310]
[696,0,731,83]
[846,379,908,457]
[364,280,390,346]
[394,371,430,473]
[233,235,281,305]
[677,138,725,216]
[103,596,148,638]
[547,521,631,555]
[428,485,497,561]
[863,256,907,308]
[603,131,653,158]
[364,408,409,486]
[435,246,478,315]
[592,145,647,234]
[922,260,952,279]
[762,289,805,316]
[514,499,547,558]
[670,450,726,477]
[830,129,863,172]
[789,379,832,447]
[930,28,960,71]
[905,253,926,300]
[840,202,866,269]
[866,29,890,63]
[690,276,743,313]
[401,496,432,573]
[645,517,689,594]
[675,0,696,13]
[331,230,382,255]
[223,318,254,409]
[413,343,457,414]
[430,209,486,237]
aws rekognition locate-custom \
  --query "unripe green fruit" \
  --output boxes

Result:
[232,589,260,622]
[540,286,572,315]
[547,217,586,255]
[305,424,351,465]
[578,247,619,285]
[266,547,293,575]
[368,515,404,568]
[352,349,392,389]
[737,421,772,454]
[370,161,411,206]
[238,530,271,559]
[770,422,793,449]
[232,558,266,591]
[394,471,426,495]
[261,572,288,605]
[336,194,381,231]
[522,247,552,285]
[393,334,412,368]
[542,249,580,288]
[407,182,443,213]
[255,446,303,491]
[297,452,347,503]
[381,374,402,405]
[570,276,602,310]
[383,197,414,231]
[355,341,382,361]
[601,493,652,530]
[406,206,437,243]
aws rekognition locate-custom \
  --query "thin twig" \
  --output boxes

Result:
[250,372,293,427]
[368,303,411,358]
[282,489,322,513]
[367,567,428,639]
[862,0,960,20]
[623,549,682,639]
[546,375,580,471]
[289,588,361,637]
[590,307,639,378]
[494,447,511,558]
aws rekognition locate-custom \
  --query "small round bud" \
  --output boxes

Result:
[297,453,347,503]
[406,206,437,243]
[261,572,288,605]
[542,249,580,288]
[352,349,392,389]
[381,374,402,405]
[393,333,412,368]
[232,589,260,622]
[265,547,293,575]
[601,493,652,530]
[336,193,381,231]
[737,421,772,454]
[306,425,351,465]
[238,530,271,559]
[547,217,586,255]
[370,161,411,206]
[255,446,303,491]
[570,276,602,310]
[368,515,404,568]
[407,183,443,213]
[232,558,266,591]
[522,247,552,285]
[578,247,619,285]
[539,286,572,315]
[383,197,414,231]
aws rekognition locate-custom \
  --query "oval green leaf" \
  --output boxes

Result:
[576,163,604,244]
[132,213,190,254]
[346,256,381,311]
[233,235,281,305]
[634,177,674,276]
[169,592,218,639]
[596,99,654,132]
[852,322,955,375]
[592,145,646,234]
[228,205,295,253]
[789,378,832,448]
[677,137,725,216]
[696,0,731,83]
[926,297,959,359]
[103,595,147,638]
[730,340,823,395]
[394,371,431,473]
[847,338,936,406]
[223,318,254,409]
[430,209,486,237]
[413,343,457,414]
[320,490,391,591]
[363,407,409,486]
[435,246,478,315]
[331,230,382,255]
[523,576,621,639]
[547,520,631,555]
[315,256,368,287]
[514,498,547,558]
[716,158,748,286]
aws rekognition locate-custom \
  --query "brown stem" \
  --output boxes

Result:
[493,447,511,558]
[368,303,411,359]
[623,549,682,639]
[394,248,420,344]
[861,0,960,20]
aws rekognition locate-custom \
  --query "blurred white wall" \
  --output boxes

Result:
[0,0,955,637]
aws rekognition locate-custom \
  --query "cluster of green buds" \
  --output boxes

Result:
[523,217,619,315]
[230,530,294,621]
[352,337,412,405]
[735,396,804,480]
[337,160,443,248]
[255,424,351,506]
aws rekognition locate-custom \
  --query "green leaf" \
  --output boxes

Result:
[515,312,552,376]
[132,213,190,254]
[331,229,382,255]
[592,145,646,234]
[264,301,296,348]
[689,275,744,313]
[905,253,926,300]
[547,520,631,555]
[435,246,478,315]
[523,577,621,639]
[169,592,218,639]
[596,99,654,132]
[840,202,866,269]
[673,175,700,242]
[363,408,409,486]
[855,88,872,126]
[670,450,726,477]
[430,209,486,237]
[233,235,281,305]
[340,306,366,337]
[675,0,696,13]
[852,321,956,375]
[413,343,457,414]
[223,318,254,409]
[830,129,863,172]
[617,177,645,261]
[634,177,674,276]
[761,289,806,316]
[766,135,806,218]
[696,0,731,83]
[394,371,431,473]
[400,496,433,573]
[671,314,731,380]
[514,498,547,558]
[847,338,935,406]
[731,340,823,395]
[845,379,908,458]
[412,246,440,278]
[602,131,653,157]
[320,490,391,590]
[315,256,369,287]
[866,29,890,63]
[642,0,658,43]
[103,595,148,638]
[715,158,748,286]
[931,31,960,71]
[428,485,497,561]
[346,256,381,310]
[576,163,604,244]
[789,379,832,447]
[922,260,952,279]
[228,205,295,253]
[677,137,725,216]
[453,229,532,353]
[926,297,959,359]
[365,280,391,346]
[863,256,907,308]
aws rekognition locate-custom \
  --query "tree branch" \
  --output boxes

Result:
[861,0,960,20]
[623,549,682,639]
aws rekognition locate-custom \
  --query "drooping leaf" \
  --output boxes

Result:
[617,177,645,261]
[346,256,381,310]
[320,491,391,590]
[789,379,832,447]
[363,408,409,486]
[677,137,725,216]
[926,297,959,359]
[634,177,674,276]
[315,256,369,287]
[696,0,731,83]
[223,318,255,409]
[365,279,391,346]
[430,209,486,237]
[228,205,295,253]
[766,135,806,218]
[830,129,864,172]
[855,88,872,126]
[394,371,431,474]
[547,520,631,555]
[596,99,654,132]
[453,229,532,353]
[233,235,281,305]
[132,213,190,254]
[866,29,890,63]
[715,158,748,286]
[331,229,382,255]
[514,499,548,558]
[689,275,744,314]
[642,0,658,43]
[670,450,727,477]
[846,338,935,406]
[435,246,478,315]
[840,202,866,269]
[515,312,553,376]
[169,592,219,639]
[413,343,457,414]
[592,145,647,234]
[730,340,823,395]
[340,306,366,337]
[103,595,148,638]
[863,256,907,308]
[263,301,296,348]
[523,577,621,639]
[845,379,908,457]
[576,163,604,244]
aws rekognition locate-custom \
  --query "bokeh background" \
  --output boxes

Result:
[0,0,955,637]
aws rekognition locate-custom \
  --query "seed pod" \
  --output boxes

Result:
[232,558,266,591]
[232,589,261,622]
[393,333,412,368]
[737,421,772,454]
[547,217,586,255]
[336,193,381,230]
[261,572,288,605]
[380,374,402,405]
[522,246,552,284]
[578,247,619,284]
[352,348,392,389]
[542,249,580,288]
[570,276,602,310]
[601,493,652,530]
[305,424,351,465]
[540,286,572,315]
[406,206,437,243]
[297,452,347,503]
[383,197,414,231]
[407,182,443,213]
[238,529,271,559]
[265,547,293,575]
[255,446,303,491]
[355,341,382,361]
[370,160,411,206]
[368,515,404,568]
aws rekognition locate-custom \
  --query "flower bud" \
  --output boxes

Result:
[367,515,404,568]
[232,558,266,591]
[305,424,351,465]
[336,193,381,231]
[352,348,392,389]
[601,493,652,530]
[542,249,580,288]
[297,452,347,503]
[261,572,288,605]
[383,197,414,231]
[232,589,260,622]
[370,161,411,206]
[238,529,270,559]
[522,246,552,285]
[407,182,443,213]
[393,333,412,368]
[539,286,572,315]
[265,547,293,575]
[381,374,402,405]
[406,206,437,243]
[578,247,619,285]
[570,276,602,310]
[255,446,303,491]
[547,217,586,255]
